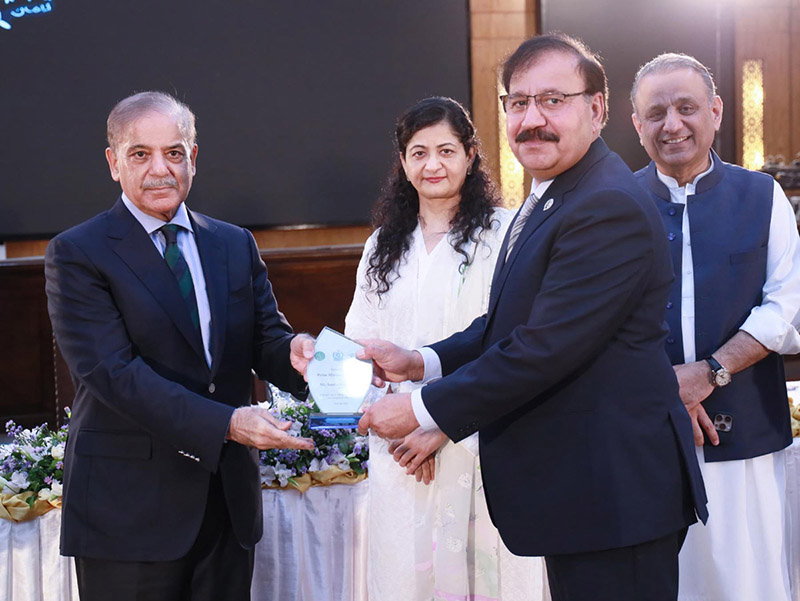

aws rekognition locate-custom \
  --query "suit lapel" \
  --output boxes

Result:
[191,211,227,378]
[486,137,613,319]
[106,199,207,363]
[487,195,563,317]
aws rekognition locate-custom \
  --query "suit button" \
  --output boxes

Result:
[668,232,677,241]
[668,208,677,216]
[667,337,675,344]
[208,382,216,394]
[666,301,673,309]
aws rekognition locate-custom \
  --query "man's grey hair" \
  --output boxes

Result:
[630,53,716,111]
[107,91,196,151]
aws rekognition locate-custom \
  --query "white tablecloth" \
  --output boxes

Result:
[7,447,800,601]
[253,481,369,601]
[0,482,369,601]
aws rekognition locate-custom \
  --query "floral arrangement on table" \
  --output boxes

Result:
[259,385,369,492]
[0,385,369,521]
[0,412,69,522]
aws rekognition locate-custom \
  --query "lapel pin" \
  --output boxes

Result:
[543,198,554,211]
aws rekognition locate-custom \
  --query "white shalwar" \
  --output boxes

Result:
[345,209,547,601]
[657,165,800,601]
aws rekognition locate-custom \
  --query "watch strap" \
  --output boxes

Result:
[705,356,724,374]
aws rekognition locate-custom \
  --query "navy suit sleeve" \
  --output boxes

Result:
[425,190,660,440]
[430,313,488,376]
[45,234,233,473]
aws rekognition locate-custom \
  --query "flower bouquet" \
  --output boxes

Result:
[259,385,368,492]
[0,411,69,522]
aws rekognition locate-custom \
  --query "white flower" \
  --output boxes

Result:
[262,462,294,487]
[0,474,19,494]
[309,458,330,473]
[37,487,53,501]
[50,480,63,496]
[20,444,42,462]
[51,442,65,461]
[10,471,29,491]
[273,463,293,487]
[261,465,277,486]
[0,445,10,460]
[457,473,472,488]
[335,456,351,471]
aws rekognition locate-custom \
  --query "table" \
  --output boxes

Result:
[253,482,368,601]
[0,482,368,601]
[7,442,800,600]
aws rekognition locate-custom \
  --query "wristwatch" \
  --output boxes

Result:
[705,356,731,387]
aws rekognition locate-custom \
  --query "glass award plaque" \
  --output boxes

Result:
[307,327,373,430]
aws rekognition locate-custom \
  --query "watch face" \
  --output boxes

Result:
[714,369,732,387]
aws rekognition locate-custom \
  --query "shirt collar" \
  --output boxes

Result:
[121,193,193,236]
[530,178,555,200]
[655,151,715,191]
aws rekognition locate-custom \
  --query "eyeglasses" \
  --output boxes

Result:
[500,91,588,115]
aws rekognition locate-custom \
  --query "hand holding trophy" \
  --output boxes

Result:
[306,327,373,430]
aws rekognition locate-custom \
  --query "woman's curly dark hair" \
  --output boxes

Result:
[366,97,501,296]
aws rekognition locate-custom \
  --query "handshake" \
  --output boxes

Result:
[226,331,445,484]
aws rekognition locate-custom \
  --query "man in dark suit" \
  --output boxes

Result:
[45,91,315,601]
[356,34,707,601]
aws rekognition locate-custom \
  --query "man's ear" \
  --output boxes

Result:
[631,112,644,146]
[189,144,198,175]
[711,95,723,132]
[105,147,120,182]
[590,92,605,135]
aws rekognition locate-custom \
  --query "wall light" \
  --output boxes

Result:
[497,79,525,208]
[741,59,765,171]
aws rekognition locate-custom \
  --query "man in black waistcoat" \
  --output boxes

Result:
[632,53,800,601]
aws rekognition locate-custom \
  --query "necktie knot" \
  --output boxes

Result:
[160,224,181,246]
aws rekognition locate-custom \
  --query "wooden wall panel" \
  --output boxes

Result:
[5,225,371,260]
[469,0,536,189]
[0,259,57,428]
[735,2,796,164]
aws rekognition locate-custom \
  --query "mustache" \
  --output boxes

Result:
[515,129,560,144]
[143,177,179,189]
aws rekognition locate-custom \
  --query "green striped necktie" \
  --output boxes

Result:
[160,224,200,331]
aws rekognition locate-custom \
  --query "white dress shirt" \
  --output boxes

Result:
[121,194,213,367]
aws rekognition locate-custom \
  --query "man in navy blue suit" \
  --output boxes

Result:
[356,34,707,601]
[45,91,315,601]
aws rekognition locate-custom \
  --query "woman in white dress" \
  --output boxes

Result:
[345,97,545,601]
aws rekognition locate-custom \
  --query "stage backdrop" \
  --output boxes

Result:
[540,0,735,172]
[0,0,471,240]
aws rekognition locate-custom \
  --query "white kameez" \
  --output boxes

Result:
[345,209,547,601]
